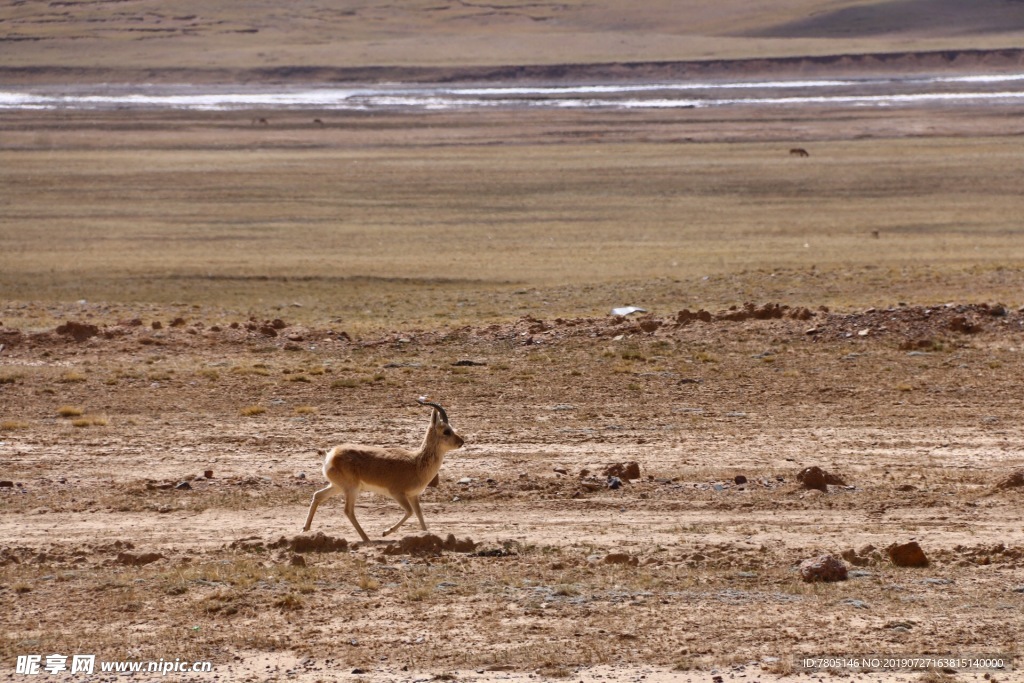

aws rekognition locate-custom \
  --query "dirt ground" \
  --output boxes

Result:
[2,299,1023,682]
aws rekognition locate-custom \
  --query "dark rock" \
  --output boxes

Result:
[734,475,748,485]
[887,541,929,567]
[799,555,848,582]
[797,466,847,491]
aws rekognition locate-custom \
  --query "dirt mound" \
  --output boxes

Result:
[602,462,641,481]
[383,533,478,556]
[116,551,164,566]
[994,470,1024,492]
[270,532,349,554]
[55,320,99,342]
[797,466,847,491]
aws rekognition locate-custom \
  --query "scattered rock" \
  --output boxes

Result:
[289,553,306,567]
[607,476,622,490]
[887,541,929,567]
[117,551,164,566]
[0,480,13,488]
[452,359,486,366]
[734,475,748,485]
[151,320,163,330]
[602,462,641,480]
[799,555,848,582]
[174,481,192,490]
[204,470,214,479]
[55,321,98,342]
[553,466,568,475]
[797,466,847,491]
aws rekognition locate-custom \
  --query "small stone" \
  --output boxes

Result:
[175,481,192,490]
[734,475,748,485]
[553,466,568,475]
[0,480,13,488]
[203,470,214,479]
[607,476,622,490]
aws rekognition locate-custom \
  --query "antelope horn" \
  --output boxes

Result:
[416,397,449,423]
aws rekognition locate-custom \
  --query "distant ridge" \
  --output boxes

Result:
[2,48,1023,85]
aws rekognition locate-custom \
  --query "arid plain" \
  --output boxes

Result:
[4,2,1024,682]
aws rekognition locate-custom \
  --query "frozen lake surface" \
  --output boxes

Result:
[2,73,1024,111]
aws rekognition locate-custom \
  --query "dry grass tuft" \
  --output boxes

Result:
[240,405,266,417]
[57,405,84,417]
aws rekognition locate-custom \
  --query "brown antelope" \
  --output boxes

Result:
[302,398,464,541]
[789,148,810,157]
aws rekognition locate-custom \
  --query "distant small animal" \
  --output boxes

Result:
[871,230,880,239]
[789,148,810,157]
[252,117,269,126]
[313,118,324,126]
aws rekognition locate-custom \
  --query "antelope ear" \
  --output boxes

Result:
[432,408,443,426]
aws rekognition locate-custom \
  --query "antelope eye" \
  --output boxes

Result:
[443,429,452,436]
